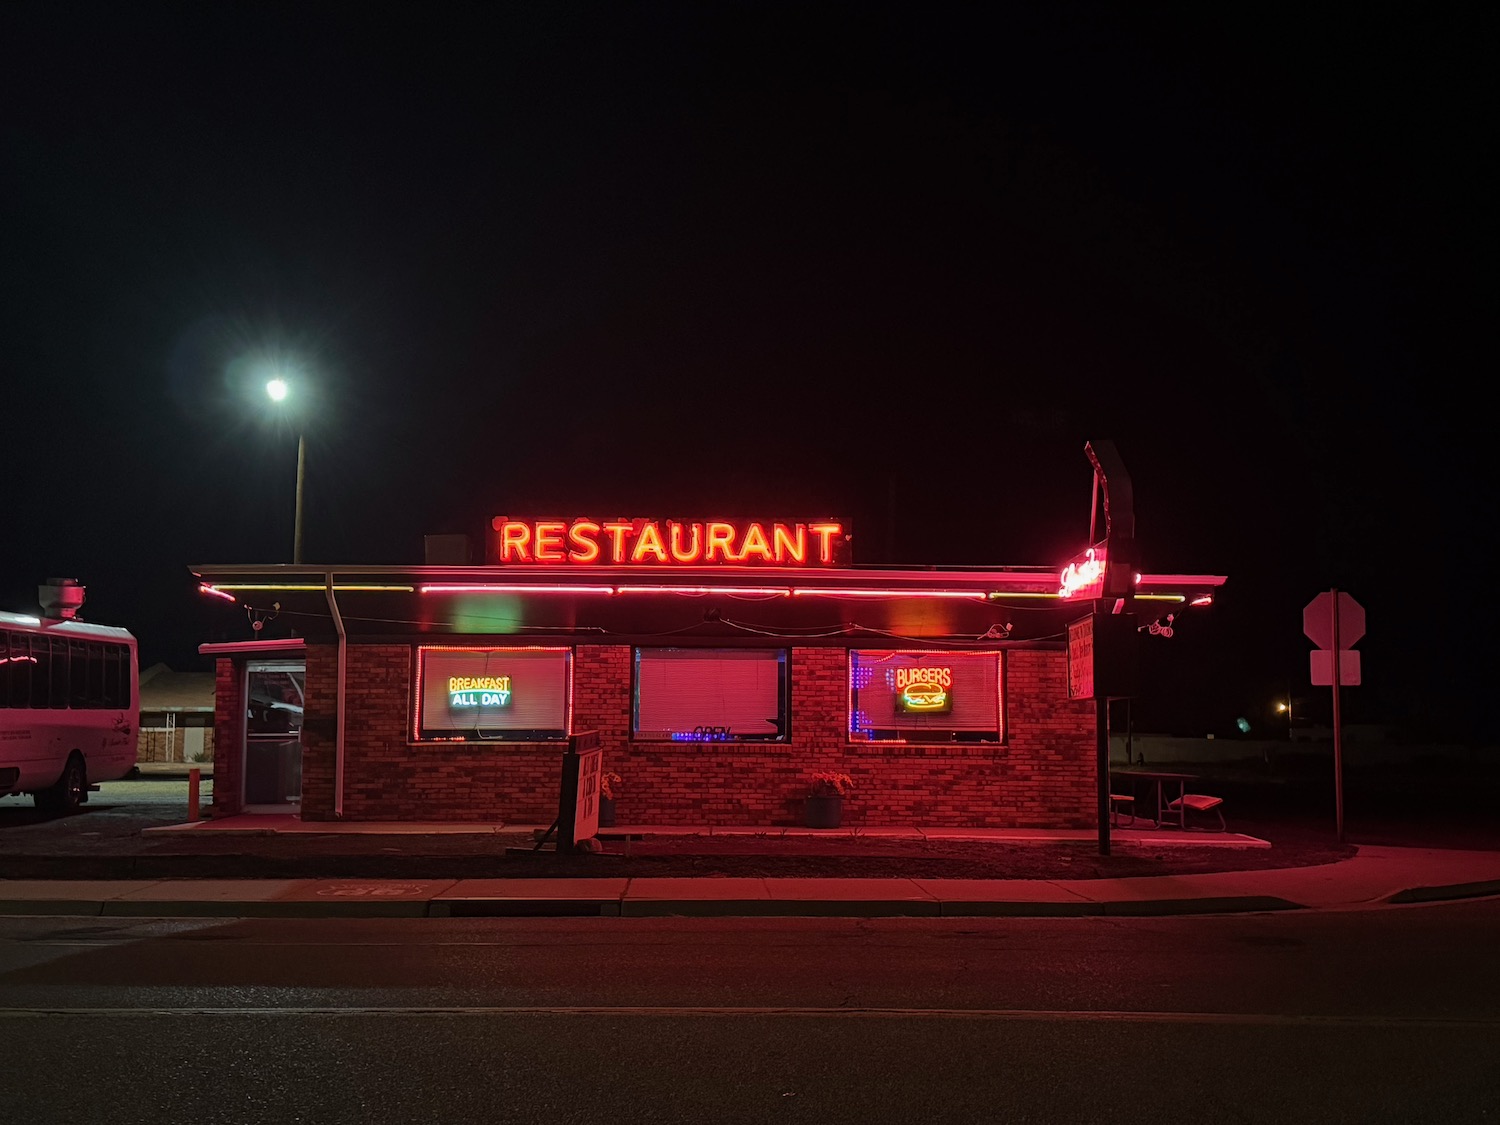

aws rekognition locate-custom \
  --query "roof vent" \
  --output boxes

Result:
[39,578,86,620]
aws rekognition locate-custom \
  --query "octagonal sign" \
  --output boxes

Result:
[1303,591,1365,650]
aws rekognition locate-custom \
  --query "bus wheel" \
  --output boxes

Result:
[37,755,86,815]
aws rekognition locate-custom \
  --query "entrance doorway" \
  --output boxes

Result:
[244,659,305,811]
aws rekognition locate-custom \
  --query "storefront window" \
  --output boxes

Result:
[414,646,572,741]
[633,648,789,742]
[848,650,1002,743]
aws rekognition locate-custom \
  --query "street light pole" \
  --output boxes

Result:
[266,377,305,564]
[294,431,305,564]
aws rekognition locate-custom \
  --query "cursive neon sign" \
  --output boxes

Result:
[488,518,848,567]
[1059,547,1106,598]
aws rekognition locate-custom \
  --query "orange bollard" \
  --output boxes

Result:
[188,767,201,822]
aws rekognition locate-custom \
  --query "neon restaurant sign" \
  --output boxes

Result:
[448,675,512,708]
[488,518,850,567]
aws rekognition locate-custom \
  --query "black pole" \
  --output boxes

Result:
[1097,689,1111,856]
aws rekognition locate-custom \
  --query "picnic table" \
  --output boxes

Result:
[1111,768,1198,829]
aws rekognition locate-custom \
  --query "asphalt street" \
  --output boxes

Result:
[2,905,1498,1123]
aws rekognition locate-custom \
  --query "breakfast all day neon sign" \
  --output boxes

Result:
[488,518,850,567]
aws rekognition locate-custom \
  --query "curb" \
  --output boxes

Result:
[1385,878,1500,905]
[0,893,1306,920]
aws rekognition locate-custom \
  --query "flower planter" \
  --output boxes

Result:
[804,794,842,829]
[598,796,616,828]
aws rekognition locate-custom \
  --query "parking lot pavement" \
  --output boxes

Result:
[0,776,209,853]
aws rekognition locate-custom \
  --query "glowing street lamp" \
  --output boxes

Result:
[1276,697,1293,740]
[266,378,306,564]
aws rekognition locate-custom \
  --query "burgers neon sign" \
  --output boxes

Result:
[893,666,953,713]
[488,518,849,567]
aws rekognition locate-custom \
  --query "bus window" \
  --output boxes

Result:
[7,632,29,708]
[69,640,88,708]
[0,630,9,708]
[50,637,69,709]
[28,636,49,709]
[102,644,119,709]
[110,644,130,708]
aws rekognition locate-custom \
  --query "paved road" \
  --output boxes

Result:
[2,903,1497,1123]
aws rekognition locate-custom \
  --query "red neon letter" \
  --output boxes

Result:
[500,521,531,562]
[534,521,567,562]
[809,523,841,564]
[740,522,773,562]
[669,522,703,563]
[632,521,669,563]
[772,523,806,565]
[568,520,601,563]
[705,522,738,562]
[602,522,633,564]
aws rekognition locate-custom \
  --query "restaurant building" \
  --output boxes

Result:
[192,516,1224,828]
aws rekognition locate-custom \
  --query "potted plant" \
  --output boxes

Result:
[805,770,853,828]
[599,771,622,828]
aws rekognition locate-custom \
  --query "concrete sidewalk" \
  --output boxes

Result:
[2,845,1497,919]
[142,814,1274,849]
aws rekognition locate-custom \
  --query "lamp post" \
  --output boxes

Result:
[266,378,305,564]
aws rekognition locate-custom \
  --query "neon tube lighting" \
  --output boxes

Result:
[212,584,415,592]
[419,584,617,595]
[791,588,988,600]
[987,592,1061,600]
[615,585,792,596]
[1190,594,1214,606]
[198,584,238,602]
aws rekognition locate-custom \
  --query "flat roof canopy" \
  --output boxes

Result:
[190,564,1225,647]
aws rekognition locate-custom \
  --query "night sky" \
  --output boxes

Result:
[4,4,1492,741]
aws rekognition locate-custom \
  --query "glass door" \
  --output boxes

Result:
[244,659,305,811]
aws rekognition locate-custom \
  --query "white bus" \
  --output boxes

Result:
[1,609,139,813]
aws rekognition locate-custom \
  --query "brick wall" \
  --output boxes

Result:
[209,658,243,817]
[310,642,1096,827]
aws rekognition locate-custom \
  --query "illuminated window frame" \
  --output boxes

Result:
[846,649,1005,746]
[411,645,574,743]
[630,647,791,744]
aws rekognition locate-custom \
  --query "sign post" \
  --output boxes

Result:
[1303,590,1365,843]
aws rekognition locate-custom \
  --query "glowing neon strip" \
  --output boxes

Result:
[987,591,1185,602]
[212,584,416,592]
[792,588,989,600]
[615,585,792,596]
[1190,594,1214,606]
[198,584,238,603]
[420,584,616,595]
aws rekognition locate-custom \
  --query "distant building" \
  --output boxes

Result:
[137,664,215,763]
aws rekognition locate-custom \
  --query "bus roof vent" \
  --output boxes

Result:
[39,578,86,620]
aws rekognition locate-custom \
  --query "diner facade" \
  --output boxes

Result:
[193,516,1224,829]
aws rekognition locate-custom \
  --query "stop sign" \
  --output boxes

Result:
[1303,591,1365,649]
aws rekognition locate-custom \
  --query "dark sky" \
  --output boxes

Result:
[3,3,1493,740]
